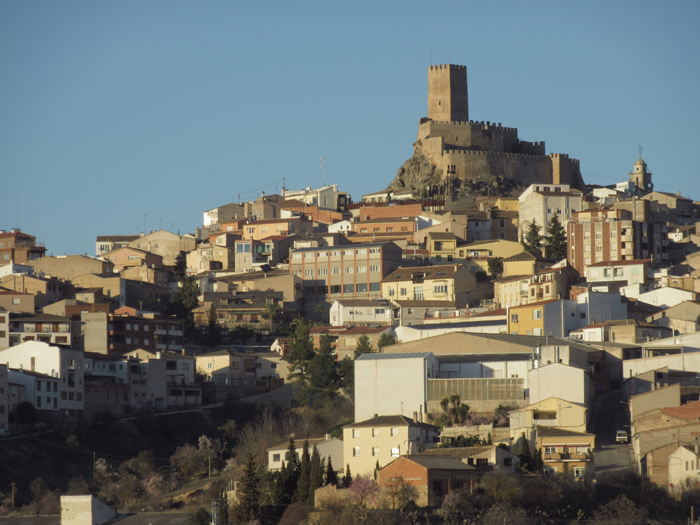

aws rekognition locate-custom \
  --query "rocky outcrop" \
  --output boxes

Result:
[390,141,442,191]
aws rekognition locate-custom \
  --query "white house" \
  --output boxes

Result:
[327,220,353,235]
[527,362,594,418]
[668,443,700,494]
[329,299,392,327]
[0,341,84,417]
[621,284,698,309]
[585,260,649,286]
[267,435,343,472]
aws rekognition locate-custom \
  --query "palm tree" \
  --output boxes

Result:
[262,303,282,335]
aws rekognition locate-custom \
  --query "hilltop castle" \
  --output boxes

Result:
[392,64,585,193]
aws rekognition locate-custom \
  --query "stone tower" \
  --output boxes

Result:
[629,157,653,193]
[427,64,468,122]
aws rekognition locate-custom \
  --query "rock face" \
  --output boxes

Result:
[391,141,441,191]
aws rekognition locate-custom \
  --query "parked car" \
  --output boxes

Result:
[616,430,628,443]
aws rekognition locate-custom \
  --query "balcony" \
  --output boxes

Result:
[543,452,591,462]
[534,419,558,427]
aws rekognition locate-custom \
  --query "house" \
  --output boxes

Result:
[233,235,296,273]
[393,314,507,342]
[27,255,114,282]
[381,264,476,309]
[418,445,520,474]
[495,263,578,308]
[378,455,478,507]
[536,426,595,477]
[8,368,61,414]
[96,235,141,256]
[0,290,35,313]
[335,326,396,360]
[281,184,349,211]
[424,232,458,264]
[528,362,595,414]
[585,259,650,287]
[329,299,392,327]
[518,183,584,242]
[289,241,403,305]
[668,442,700,493]
[413,220,467,249]
[127,230,197,268]
[501,251,554,278]
[267,435,343,472]
[0,341,84,417]
[569,319,673,344]
[343,415,440,476]
[195,348,257,387]
[195,291,285,334]
[388,299,460,328]
[454,239,525,275]
[350,217,418,243]
[0,273,68,310]
[0,229,46,264]
[237,217,313,241]
[187,234,238,273]
[101,246,163,273]
[509,397,588,446]
[646,301,700,335]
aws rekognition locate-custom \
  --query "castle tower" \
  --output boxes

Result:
[428,64,468,122]
[629,157,653,193]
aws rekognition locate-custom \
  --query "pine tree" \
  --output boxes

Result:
[374,460,380,480]
[354,334,373,358]
[295,440,311,502]
[307,334,339,404]
[205,303,222,347]
[342,463,353,488]
[523,219,544,255]
[307,446,324,506]
[272,461,288,508]
[545,213,567,261]
[325,456,338,487]
[285,437,300,476]
[285,320,316,405]
[236,456,261,522]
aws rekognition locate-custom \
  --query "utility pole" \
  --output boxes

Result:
[11,483,15,510]
[320,157,326,187]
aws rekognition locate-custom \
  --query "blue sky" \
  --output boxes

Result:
[2,1,699,256]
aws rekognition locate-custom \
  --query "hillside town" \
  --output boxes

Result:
[3,64,700,525]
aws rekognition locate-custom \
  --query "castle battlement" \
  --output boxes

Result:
[426,120,518,133]
[442,149,547,160]
[429,64,467,71]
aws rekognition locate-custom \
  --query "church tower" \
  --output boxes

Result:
[427,64,468,122]
[629,157,653,193]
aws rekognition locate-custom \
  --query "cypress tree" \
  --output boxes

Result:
[236,456,260,522]
[307,446,324,506]
[325,456,339,487]
[295,440,311,502]
[343,463,353,488]
[545,214,567,261]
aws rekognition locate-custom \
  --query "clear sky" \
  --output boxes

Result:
[2,1,699,256]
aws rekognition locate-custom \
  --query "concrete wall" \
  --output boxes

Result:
[60,495,116,525]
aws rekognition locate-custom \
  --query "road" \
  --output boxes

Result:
[592,390,634,472]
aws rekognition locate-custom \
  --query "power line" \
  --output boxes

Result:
[237,178,286,199]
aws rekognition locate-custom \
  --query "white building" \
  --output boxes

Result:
[621,284,698,309]
[518,183,584,242]
[668,443,700,494]
[354,352,439,423]
[527,362,594,416]
[327,220,353,235]
[329,299,392,326]
[0,341,84,417]
[267,435,343,472]
[282,184,348,211]
[8,368,61,413]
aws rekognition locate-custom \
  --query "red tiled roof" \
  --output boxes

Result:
[474,308,507,317]
[587,259,651,267]
[662,401,700,421]
[340,326,390,335]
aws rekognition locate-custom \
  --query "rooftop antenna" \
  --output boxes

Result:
[320,157,326,187]
[448,47,450,64]
[144,214,147,233]
[430,46,432,65]
[16,187,19,229]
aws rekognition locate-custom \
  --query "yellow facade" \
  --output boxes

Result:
[507,301,553,336]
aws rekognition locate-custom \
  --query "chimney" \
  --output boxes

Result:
[678,191,681,197]
[413,411,418,422]
[325,433,331,441]
[182,348,186,356]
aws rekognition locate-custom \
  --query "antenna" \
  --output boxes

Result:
[144,214,147,233]
[320,157,326,187]
[638,140,643,159]
[430,46,432,65]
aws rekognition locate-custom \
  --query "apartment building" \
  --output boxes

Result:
[567,208,668,276]
[96,235,140,256]
[494,264,577,308]
[351,217,417,242]
[237,217,313,241]
[281,184,349,211]
[381,264,476,309]
[8,312,71,347]
[289,241,403,303]
[585,259,650,286]
[518,183,584,242]
[195,348,257,387]
[0,290,35,313]
[0,341,84,417]
[101,247,163,273]
[234,235,296,273]
[0,273,67,310]
[0,229,46,264]
[8,368,61,413]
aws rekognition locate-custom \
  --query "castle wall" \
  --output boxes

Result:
[440,149,555,186]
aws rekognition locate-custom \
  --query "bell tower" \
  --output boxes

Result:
[427,64,469,122]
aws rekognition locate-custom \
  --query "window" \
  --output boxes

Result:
[510,314,519,323]
[391,428,398,437]
[573,467,586,477]
[375,309,385,315]
[304,269,314,277]
[330,285,341,294]
[372,447,380,457]
[353,429,360,438]
[343,284,353,293]
[353,447,360,457]
[433,285,447,294]
[332,268,340,275]
[544,446,556,455]
[344,267,353,274]
[318,268,328,276]
[400,288,407,296]
[12,298,20,305]
[357,266,366,273]
[207,363,213,369]
[273,454,281,462]
[369,265,379,273]
[388,289,395,296]
[373,428,380,437]
[391,447,400,457]
[533,310,542,320]
[356,283,367,293]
